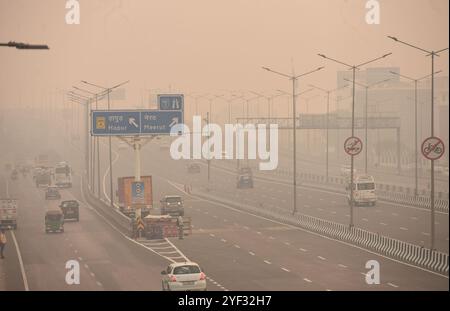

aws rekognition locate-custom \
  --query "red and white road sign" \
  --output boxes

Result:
[344,136,363,156]
[421,137,445,160]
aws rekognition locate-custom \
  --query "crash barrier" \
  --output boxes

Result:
[212,162,449,213]
[84,179,133,237]
[193,188,448,276]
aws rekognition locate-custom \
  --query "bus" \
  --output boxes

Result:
[54,162,72,188]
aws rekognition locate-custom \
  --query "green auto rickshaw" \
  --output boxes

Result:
[45,210,64,233]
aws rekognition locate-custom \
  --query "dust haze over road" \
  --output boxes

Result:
[0,0,448,292]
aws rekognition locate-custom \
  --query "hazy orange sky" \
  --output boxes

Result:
[0,0,448,112]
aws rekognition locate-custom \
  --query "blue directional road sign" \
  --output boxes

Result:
[91,110,141,136]
[158,94,184,111]
[141,110,183,135]
[91,110,184,136]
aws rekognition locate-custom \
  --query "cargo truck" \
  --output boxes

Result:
[0,199,18,230]
[117,176,153,218]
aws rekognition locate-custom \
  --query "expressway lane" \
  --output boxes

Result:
[135,144,449,252]
[96,139,448,291]
[1,171,176,291]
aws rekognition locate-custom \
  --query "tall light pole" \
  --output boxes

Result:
[262,66,324,215]
[309,84,349,182]
[73,86,109,197]
[318,52,392,227]
[390,70,442,196]
[343,78,391,174]
[81,80,130,208]
[67,92,91,181]
[387,36,448,250]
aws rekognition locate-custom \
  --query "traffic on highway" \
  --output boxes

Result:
[0,0,448,303]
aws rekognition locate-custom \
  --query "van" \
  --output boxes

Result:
[346,175,377,206]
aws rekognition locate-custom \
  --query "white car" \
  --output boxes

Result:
[161,262,207,291]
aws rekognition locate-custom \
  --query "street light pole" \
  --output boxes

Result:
[318,52,392,227]
[388,36,448,250]
[309,84,349,182]
[263,66,324,215]
[81,80,130,208]
[389,70,442,196]
[344,78,391,174]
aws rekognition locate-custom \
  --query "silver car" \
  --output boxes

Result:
[161,262,207,291]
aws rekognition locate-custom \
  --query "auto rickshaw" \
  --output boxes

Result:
[45,210,64,233]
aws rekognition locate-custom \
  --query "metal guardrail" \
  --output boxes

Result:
[193,187,449,276]
[84,182,133,236]
[210,161,449,213]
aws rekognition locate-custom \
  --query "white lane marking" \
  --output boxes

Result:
[209,233,215,237]
[243,226,250,230]
[264,260,272,265]
[399,227,408,231]
[249,251,255,256]
[234,244,241,249]
[269,236,275,240]
[362,218,369,222]
[411,217,418,221]
[331,211,337,214]
[96,281,103,287]
[388,282,399,288]
[345,214,350,217]
[360,272,367,276]
[213,215,218,219]
[284,242,291,246]
[319,198,324,201]
[221,238,227,243]
[84,264,89,269]
[169,180,450,279]
[317,208,324,211]
[256,231,262,235]
[281,267,290,272]
[380,222,388,226]
[299,248,308,252]
[338,264,348,268]
[90,272,95,277]
[78,257,83,261]
[318,256,326,261]
[74,249,78,254]
[11,231,29,291]
[303,278,312,283]
[421,232,430,236]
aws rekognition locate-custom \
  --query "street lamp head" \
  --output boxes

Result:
[317,66,325,70]
[387,36,398,42]
[382,52,393,58]
[262,67,271,71]
[317,54,326,58]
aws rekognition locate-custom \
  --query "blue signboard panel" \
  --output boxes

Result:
[141,110,183,135]
[132,181,145,204]
[92,110,141,136]
[158,94,184,111]
[91,110,184,136]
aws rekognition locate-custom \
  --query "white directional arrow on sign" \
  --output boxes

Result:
[169,117,179,127]
[129,117,139,128]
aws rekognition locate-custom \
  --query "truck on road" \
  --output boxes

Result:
[0,199,18,230]
[54,162,72,188]
[117,176,153,218]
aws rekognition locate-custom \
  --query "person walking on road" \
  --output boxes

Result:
[0,229,7,259]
